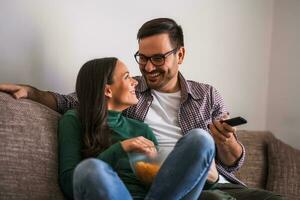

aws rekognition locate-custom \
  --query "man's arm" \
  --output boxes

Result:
[0,83,78,113]
[0,83,58,111]
[209,87,245,169]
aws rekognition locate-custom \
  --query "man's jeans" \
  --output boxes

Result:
[200,183,283,200]
[73,128,215,200]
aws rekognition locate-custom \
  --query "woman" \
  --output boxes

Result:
[58,57,215,200]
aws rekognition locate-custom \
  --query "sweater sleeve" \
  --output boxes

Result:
[58,113,82,200]
[96,142,127,168]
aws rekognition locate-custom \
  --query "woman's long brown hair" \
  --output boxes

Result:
[75,57,117,158]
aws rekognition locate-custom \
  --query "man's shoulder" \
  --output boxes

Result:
[185,79,215,96]
[186,79,212,88]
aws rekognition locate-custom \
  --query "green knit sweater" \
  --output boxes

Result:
[58,109,158,199]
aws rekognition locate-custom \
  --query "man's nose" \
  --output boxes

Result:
[144,60,156,72]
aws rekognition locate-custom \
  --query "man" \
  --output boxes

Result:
[0,18,282,199]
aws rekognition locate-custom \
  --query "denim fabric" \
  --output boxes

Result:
[145,129,215,200]
[73,159,133,200]
[73,129,214,200]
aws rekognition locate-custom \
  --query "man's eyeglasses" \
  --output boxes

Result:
[134,48,178,67]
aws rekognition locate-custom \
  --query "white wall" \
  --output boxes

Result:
[182,1,273,131]
[2,0,298,148]
[267,0,300,149]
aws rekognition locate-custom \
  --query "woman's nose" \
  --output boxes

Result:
[131,77,138,86]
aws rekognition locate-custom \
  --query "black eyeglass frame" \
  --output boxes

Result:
[134,47,178,67]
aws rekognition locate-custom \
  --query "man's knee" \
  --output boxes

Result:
[182,128,215,151]
[174,129,215,163]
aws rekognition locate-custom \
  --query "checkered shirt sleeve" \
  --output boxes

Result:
[52,92,78,114]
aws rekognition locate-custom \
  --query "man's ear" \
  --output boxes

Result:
[104,85,112,98]
[177,47,185,65]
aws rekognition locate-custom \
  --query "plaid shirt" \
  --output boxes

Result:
[54,72,246,186]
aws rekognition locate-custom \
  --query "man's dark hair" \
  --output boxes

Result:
[137,18,184,48]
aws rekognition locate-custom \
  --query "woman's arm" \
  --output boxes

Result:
[58,113,82,199]
[96,142,127,167]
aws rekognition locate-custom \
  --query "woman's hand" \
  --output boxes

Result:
[121,136,157,157]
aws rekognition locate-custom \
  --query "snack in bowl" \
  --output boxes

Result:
[134,161,160,185]
[128,148,171,185]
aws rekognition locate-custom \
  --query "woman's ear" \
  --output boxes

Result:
[104,85,112,98]
[177,47,185,65]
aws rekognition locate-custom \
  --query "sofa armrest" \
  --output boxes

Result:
[0,92,65,199]
[266,137,300,199]
[235,130,274,189]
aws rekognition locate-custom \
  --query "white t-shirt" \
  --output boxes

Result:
[144,89,229,184]
[144,89,182,151]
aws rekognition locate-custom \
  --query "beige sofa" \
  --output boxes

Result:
[0,92,299,200]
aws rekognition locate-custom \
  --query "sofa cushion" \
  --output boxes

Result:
[0,92,64,199]
[235,131,274,189]
[267,138,300,199]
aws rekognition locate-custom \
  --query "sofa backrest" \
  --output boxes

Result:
[0,92,64,199]
[0,91,278,198]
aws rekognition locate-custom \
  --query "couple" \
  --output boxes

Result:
[0,18,282,200]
